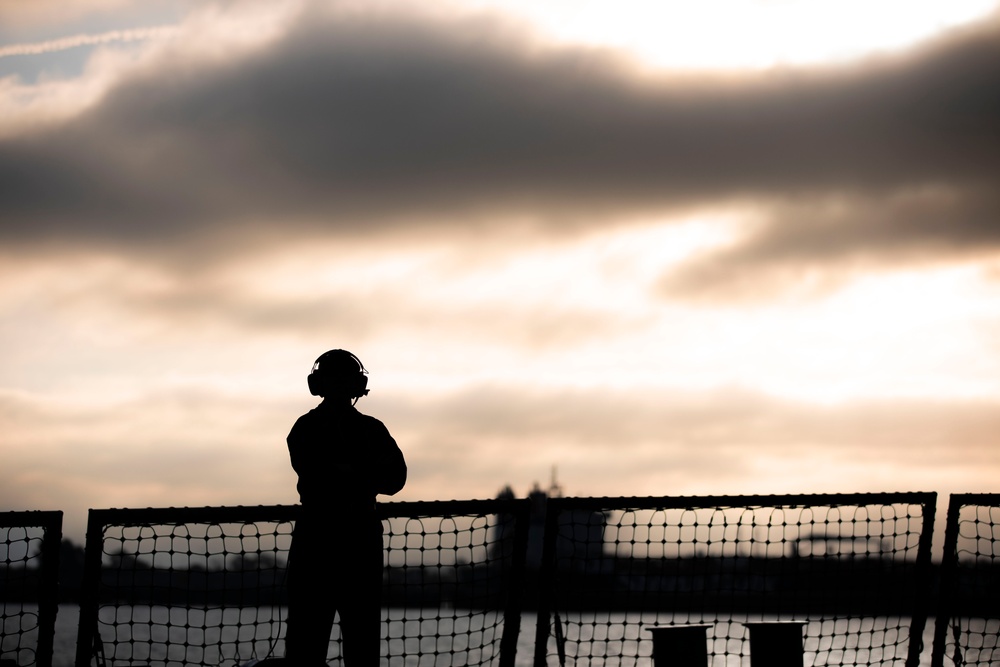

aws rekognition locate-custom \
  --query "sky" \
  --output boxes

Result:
[2,0,999,542]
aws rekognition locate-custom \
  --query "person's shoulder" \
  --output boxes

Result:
[288,404,325,432]
[352,408,386,426]
[294,405,323,423]
[351,408,393,433]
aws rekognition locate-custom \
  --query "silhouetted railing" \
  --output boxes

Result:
[4,494,1000,666]
[533,493,937,667]
[0,510,62,667]
[933,493,1000,667]
[75,500,530,667]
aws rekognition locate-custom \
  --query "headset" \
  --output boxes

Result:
[307,349,370,399]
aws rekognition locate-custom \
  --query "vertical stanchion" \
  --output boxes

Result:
[932,495,965,667]
[744,622,805,667]
[647,625,711,667]
[907,492,937,667]
[36,512,63,667]
[75,510,107,667]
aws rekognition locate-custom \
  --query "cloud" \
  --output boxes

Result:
[386,384,1000,455]
[379,383,1000,504]
[4,1,997,542]
[661,186,1000,300]
[5,383,999,540]
[0,231,662,355]
[0,3,998,270]
[0,26,176,57]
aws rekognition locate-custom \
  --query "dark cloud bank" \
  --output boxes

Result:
[2,5,999,275]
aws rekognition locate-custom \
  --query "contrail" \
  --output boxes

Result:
[0,25,177,59]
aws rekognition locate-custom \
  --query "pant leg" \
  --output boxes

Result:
[337,523,385,667]
[284,526,337,666]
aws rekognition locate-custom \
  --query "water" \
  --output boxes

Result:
[5,604,943,667]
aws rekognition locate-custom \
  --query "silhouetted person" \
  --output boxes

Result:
[284,349,407,667]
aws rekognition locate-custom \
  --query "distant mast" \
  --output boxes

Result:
[549,465,563,497]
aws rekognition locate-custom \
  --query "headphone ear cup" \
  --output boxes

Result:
[307,371,366,398]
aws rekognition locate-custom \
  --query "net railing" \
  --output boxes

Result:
[932,494,1000,667]
[532,493,936,667]
[1,510,63,667]
[76,500,530,667]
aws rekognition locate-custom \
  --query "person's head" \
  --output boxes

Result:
[307,349,369,400]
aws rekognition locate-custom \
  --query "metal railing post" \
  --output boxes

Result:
[647,625,711,667]
[744,622,805,667]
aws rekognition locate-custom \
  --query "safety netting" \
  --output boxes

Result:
[933,494,1000,667]
[78,500,529,667]
[0,511,62,667]
[533,493,936,667]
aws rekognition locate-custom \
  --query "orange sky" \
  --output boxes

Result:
[2,0,1000,541]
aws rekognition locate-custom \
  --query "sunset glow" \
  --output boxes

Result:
[463,0,999,68]
[2,0,999,541]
